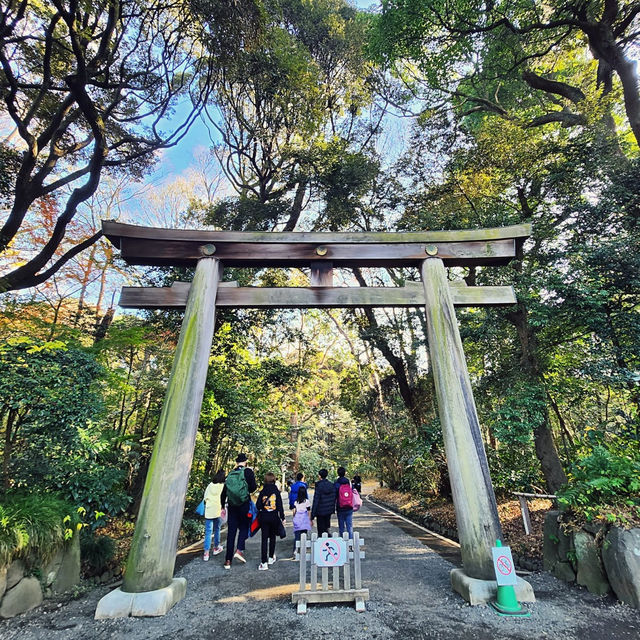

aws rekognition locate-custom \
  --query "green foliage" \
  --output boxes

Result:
[54,463,130,528]
[204,197,291,231]
[0,493,80,568]
[181,517,204,544]
[0,336,132,523]
[0,144,20,207]
[557,442,640,523]
[484,380,547,493]
[0,336,105,487]
[80,533,116,575]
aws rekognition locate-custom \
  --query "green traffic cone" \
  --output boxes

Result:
[490,583,530,617]
[490,540,530,618]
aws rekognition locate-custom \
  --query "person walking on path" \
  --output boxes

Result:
[288,472,307,510]
[311,468,336,536]
[352,472,362,494]
[202,469,226,561]
[334,466,354,539]
[221,453,257,569]
[292,485,312,558]
[256,472,286,570]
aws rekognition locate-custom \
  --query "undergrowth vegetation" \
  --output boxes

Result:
[556,442,640,526]
[0,493,81,567]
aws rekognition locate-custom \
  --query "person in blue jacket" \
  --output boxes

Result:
[288,472,307,510]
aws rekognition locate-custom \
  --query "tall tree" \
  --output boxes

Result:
[374,0,640,146]
[0,0,260,293]
[203,0,382,232]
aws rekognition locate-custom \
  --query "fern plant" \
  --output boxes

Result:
[557,445,640,524]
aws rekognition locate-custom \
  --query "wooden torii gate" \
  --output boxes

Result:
[95,221,534,618]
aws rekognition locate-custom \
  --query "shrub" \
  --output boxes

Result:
[180,517,204,544]
[557,444,640,524]
[80,534,116,575]
[55,463,131,529]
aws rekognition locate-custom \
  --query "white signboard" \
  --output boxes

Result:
[314,537,347,567]
[491,545,518,586]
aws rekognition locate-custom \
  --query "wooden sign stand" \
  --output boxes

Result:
[292,532,368,614]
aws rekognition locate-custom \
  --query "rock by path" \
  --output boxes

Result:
[1,496,639,640]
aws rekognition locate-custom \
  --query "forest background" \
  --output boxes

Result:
[0,0,639,573]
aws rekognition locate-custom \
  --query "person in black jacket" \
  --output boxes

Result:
[311,468,336,535]
[256,472,286,570]
[221,453,257,569]
[352,473,362,494]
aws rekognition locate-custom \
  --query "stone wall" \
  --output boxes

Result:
[0,533,80,619]
[544,510,640,609]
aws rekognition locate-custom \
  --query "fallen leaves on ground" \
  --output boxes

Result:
[371,488,553,563]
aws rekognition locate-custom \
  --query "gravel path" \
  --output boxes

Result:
[2,495,639,640]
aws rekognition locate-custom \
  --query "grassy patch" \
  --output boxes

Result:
[0,492,80,568]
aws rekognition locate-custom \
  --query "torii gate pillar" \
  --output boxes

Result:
[95,257,220,619]
[421,257,501,578]
[421,257,534,604]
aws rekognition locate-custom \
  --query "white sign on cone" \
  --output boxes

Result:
[491,545,518,586]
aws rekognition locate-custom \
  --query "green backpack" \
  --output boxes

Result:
[226,468,250,506]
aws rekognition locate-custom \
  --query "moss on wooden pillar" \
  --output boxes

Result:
[421,258,502,580]
[122,258,220,593]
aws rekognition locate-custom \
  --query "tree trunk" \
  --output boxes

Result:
[352,268,423,427]
[506,306,568,492]
[204,420,223,478]
[2,409,16,489]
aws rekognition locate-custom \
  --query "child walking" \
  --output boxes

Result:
[292,485,312,558]
[203,469,226,561]
[256,472,286,571]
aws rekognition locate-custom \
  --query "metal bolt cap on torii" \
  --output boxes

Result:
[95,221,533,618]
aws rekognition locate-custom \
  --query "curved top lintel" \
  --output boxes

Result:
[102,220,531,248]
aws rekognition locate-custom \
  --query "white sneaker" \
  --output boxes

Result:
[212,545,224,555]
[268,554,276,565]
[203,551,209,562]
[233,550,247,564]
[258,562,268,571]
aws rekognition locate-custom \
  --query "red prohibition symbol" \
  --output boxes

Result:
[496,555,512,575]
[321,541,341,565]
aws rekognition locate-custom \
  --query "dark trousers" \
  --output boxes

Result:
[260,519,278,563]
[225,503,250,562]
[316,514,331,536]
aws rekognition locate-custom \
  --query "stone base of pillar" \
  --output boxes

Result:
[450,568,535,606]
[94,578,187,619]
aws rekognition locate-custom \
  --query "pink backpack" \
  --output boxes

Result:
[338,483,353,509]
[352,487,362,512]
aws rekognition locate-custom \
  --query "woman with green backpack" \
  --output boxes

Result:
[221,453,257,569]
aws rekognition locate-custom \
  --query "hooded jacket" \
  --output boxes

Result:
[256,482,285,522]
[311,478,337,518]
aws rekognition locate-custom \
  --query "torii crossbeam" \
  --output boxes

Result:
[95,221,534,618]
